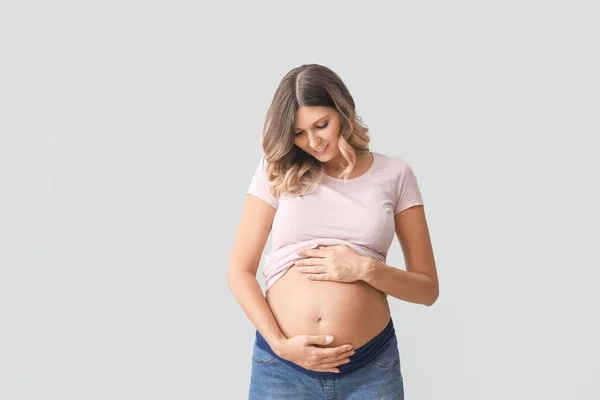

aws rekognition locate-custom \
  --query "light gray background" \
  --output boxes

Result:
[2,1,599,399]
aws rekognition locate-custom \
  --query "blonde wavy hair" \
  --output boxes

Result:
[261,64,371,200]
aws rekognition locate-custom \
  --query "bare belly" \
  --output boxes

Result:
[265,263,391,350]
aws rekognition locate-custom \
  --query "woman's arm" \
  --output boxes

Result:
[361,259,438,306]
[361,205,439,306]
[227,194,286,354]
[227,270,286,353]
[296,244,437,306]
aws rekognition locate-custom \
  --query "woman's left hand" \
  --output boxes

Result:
[295,245,367,283]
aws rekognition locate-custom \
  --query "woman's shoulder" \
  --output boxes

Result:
[373,151,411,170]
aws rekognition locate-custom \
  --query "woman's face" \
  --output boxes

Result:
[293,106,341,162]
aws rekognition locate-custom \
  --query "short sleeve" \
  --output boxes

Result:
[246,156,279,210]
[393,160,424,215]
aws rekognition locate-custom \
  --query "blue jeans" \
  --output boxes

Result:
[248,331,404,399]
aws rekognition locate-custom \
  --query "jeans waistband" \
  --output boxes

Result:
[254,317,395,380]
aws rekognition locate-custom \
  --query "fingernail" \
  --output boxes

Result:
[350,351,355,356]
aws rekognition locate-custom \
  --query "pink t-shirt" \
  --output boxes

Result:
[246,151,424,293]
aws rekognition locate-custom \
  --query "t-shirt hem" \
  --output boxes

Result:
[247,191,278,210]
[394,199,424,215]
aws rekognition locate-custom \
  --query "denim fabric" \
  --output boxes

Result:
[248,324,404,399]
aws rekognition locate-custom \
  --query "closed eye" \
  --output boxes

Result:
[294,122,329,136]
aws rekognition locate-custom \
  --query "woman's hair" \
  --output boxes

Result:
[261,63,371,200]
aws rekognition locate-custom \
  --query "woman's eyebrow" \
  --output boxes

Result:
[294,115,328,131]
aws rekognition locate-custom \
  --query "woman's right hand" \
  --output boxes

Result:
[274,335,355,373]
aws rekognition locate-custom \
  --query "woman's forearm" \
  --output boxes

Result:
[360,257,438,306]
[227,270,287,354]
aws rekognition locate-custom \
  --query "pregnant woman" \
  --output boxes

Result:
[227,64,439,399]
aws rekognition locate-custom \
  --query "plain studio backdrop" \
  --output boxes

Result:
[2,1,599,399]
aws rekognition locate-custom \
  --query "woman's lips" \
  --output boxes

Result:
[314,144,329,155]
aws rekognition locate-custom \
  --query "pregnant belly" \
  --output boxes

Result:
[265,263,391,350]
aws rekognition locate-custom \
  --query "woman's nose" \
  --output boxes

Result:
[307,132,323,148]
